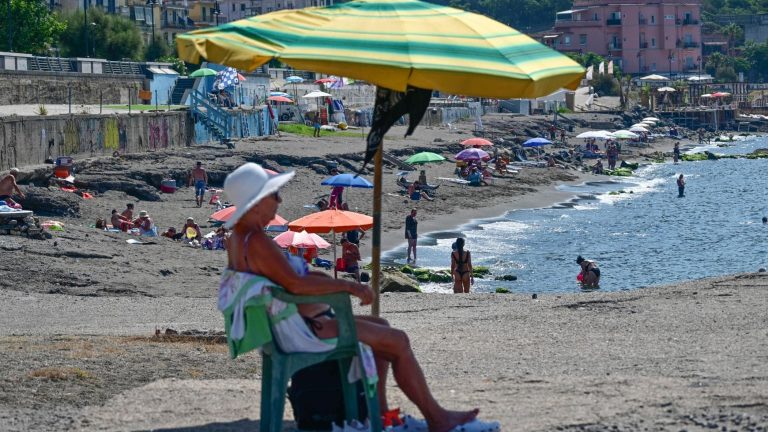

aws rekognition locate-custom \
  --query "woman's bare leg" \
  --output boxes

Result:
[355,319,478,431]
[453,272,463,293]
[462,273,471,293]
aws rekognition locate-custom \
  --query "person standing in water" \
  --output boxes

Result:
[673,142,681,164]
[450,237,473,293]
[677,174,685,197]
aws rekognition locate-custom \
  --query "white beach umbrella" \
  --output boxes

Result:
[576,130,612,139]
[700,93,713,98]
[611,130,639,139]
[657,86,676,92]
[631,123,650,129]
[641,120,656,127]
[629,125,649,133]
[640,74,668,81]
[643,117,660,121]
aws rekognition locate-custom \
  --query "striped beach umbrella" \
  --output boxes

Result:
[176,0,584,318]
[176,0,584,99]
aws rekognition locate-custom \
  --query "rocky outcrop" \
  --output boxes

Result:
[380,268,420,293]
[22,186,84,217]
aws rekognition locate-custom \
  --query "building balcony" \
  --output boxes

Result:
[606,18,621,25]
[608,43,623,50]
[638,18,647,25]
[683,18,699,25]
[678,40,700,48]
[554,19,601,29]
[639,42,648,49]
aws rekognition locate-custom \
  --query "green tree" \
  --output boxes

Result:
[145,37,171,61]
[721,23,744,55]
[59,9,143,60]
[157,55,189,76]
[0,0,66,54]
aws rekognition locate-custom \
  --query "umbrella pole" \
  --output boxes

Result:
[332,228,337,278]
[371,143,382,317]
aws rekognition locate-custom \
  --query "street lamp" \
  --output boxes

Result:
[90,22,97,57]
[84,0,89,57]
[212,0,222,25]
[146,0,159,43]
[668,50,673,80]
[6,0,11,52]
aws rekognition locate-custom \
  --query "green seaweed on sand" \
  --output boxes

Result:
[495,288,510,293]
[604,168,633,176]
[399,265,414,274]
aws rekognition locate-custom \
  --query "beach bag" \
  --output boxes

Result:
[288,360,368,431]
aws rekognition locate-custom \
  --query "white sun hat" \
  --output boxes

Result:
[223,163,295,229]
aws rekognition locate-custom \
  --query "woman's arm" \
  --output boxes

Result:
[248,234,373,304]
[450,252,456,273]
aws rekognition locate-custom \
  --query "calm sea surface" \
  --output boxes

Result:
[383,135,768,294]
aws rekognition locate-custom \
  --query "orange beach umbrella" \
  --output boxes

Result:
[288,209,373,233]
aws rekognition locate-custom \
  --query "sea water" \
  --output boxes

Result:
[383,135,768,294]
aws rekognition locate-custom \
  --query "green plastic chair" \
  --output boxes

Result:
[223,282,382,432]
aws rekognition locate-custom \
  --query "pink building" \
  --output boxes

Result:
[551,0,703,76]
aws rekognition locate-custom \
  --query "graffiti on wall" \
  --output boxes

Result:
[104,118,119,151]
[148,117,169,150]
[63,119,79,155]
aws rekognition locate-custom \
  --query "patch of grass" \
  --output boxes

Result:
[28,367,93,381]
[277,123,363,138]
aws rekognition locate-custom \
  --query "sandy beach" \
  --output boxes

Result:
[3,113,766,431]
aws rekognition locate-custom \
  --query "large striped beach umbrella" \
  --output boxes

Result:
[177,0,584,316]
[177,0,583,98]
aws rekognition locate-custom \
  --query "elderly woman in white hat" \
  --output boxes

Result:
[132,210,156,236]
[222,163,485,432]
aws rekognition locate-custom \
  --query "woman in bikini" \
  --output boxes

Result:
[223,163,486,432]
[451,238,473,293]
[576,255,600,288]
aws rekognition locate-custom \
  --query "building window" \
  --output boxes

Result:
[665,15,674,20]
[593,12,598,21]
[651,38,656,48]
[267,7,272,12]
[288,2,293,9]
[651,63,657,71]
[203,7,207,21]
[241,3,246,11]
[651,15,655,24]
[579,34,587,45]
[563,35,571,46]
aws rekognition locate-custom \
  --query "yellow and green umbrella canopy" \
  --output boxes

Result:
[177,0,584,99]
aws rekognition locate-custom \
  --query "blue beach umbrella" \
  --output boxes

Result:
[321,173,374,188]
[285,75,305,83]
[522,137,552,147]
[522,137,552,160]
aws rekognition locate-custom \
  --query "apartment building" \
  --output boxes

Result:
[550,0,703,76]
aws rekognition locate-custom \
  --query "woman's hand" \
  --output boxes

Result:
[470,276,475,285]
[349,282,374,306]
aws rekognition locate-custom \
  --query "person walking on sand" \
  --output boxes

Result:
[576,255,600,289]
[677,174,685,197]
[405,208,418,263]
[313,112,322,137]
[0,168,25,206]
[188,161,208,207]
[451,237,473,293]
[221,163,498,431]
[673,142,681,164]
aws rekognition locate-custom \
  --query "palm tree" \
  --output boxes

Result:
[721,23,744,56]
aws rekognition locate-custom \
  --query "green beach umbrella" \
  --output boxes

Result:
[189,67,217,77]
[177,0,584,317]
[405,152,446,165]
